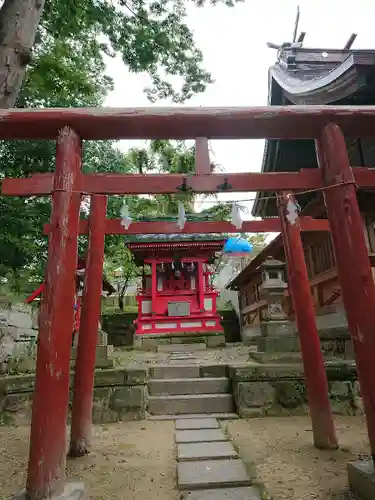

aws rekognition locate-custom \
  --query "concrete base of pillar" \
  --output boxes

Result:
[348,460,375,500]
[14,482,86,500]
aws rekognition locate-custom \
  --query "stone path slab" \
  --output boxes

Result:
[149,413,239,421]
[176,418,219,430]
[175,429,227,443]
[184,486,260,500]
[177,459,252,490]
[177,441,238,461]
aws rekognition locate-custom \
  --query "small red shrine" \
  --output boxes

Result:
[127,233,225,337]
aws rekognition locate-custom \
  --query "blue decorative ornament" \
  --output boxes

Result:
[223,237,253,254]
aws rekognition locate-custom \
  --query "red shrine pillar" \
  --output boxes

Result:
[277,193,338,449]
[197,260,205,310]
[27,127,82,499]
[316,123,375,463]
[69,195,107,457]
[151,259,157,313]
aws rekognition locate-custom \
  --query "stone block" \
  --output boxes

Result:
[94,369,126,387]
[200,364,228,378]
[256,336,299,353]
[175,428,227,443]
[206,334,226,348]
[141,337,170,351]
[329,381,351,398]
[325,361,357,381]
[150,365,200,379]
[176,418,219,430]
[177,441,237,461]
[8,310,33,329]
[92,388,111,424]
[125,366,148,385]
[249,351,302,364]
[260,321,295,337]
[149,377,229,396]
[177,459,252,490]
[184,486,261,500]
[330,400,355,416]
[4,393,31,413]
[5,374,35,393]
[148,394,233,415]
[228,363,305,383]
[273,381,306,409]
[235,382,274,411]
[110,386,147,411]
[348,461,375,500]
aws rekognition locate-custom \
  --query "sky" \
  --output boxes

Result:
[103,0,375,219]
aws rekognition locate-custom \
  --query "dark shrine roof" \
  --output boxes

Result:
[252,44,375,217]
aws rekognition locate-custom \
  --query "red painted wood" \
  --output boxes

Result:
[277,193,338,450]
[26,128,82,499]
[316,123,375,463]
[195,138,211,175]
[5,167,375,197]
[2,106,375,140]
[197,261,205,311]
[151,259,157,314]
[69,195,107,457]
[44,217,330,236]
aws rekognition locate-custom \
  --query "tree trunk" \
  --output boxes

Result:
[0,0,46,109]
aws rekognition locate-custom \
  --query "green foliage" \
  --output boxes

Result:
[39,0,243,103]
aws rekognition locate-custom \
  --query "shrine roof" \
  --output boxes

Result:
[126,233,225,244]
[252,44,375,218]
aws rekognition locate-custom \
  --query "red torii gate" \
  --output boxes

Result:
[2,107,375,498]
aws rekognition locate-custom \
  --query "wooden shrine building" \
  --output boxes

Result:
[126,233,225,347]
[228,40,375,340]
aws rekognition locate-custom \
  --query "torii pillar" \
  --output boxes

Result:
[316,123,375,465]
[26,128,82,499]
[277,193,338,450]
[69,194,107,457]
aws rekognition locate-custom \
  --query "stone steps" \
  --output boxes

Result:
[148,393,234,415]
[175,417,260,499]
[149,377,229,396]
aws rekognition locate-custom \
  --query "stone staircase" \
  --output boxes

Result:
[147,351,237,419]
[175,417,261,499]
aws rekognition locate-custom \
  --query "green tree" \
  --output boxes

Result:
[0,0,243,107]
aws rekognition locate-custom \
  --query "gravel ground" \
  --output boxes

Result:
[0,421,178,500]
[0,416,369,500]
[226,416,369,500]
[115,343,253,367]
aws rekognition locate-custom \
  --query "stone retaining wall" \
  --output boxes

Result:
[229,362,361,418]
[0,367,148,425]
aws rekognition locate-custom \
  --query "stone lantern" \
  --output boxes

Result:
[259,258,288,322]
[250,258,299,363]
